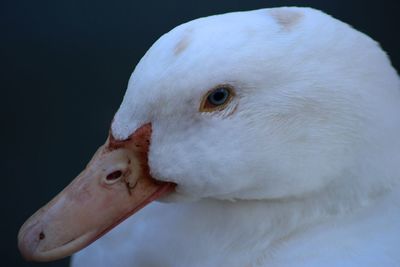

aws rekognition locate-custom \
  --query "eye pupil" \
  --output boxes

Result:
[208,88,229,106]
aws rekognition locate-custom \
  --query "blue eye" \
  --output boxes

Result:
[200,85,234,112]
[207,87,230,106]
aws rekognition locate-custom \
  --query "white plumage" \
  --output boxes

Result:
[70,7,400,267]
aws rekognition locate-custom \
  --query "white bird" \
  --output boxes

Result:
[18,7,400,267]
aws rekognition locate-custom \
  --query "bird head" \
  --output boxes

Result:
[18,7,400,262]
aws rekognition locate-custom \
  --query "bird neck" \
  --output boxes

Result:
[192,179,396,256]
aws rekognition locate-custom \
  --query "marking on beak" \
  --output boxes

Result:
[61,236,78,246]
[123,169,138,196]
[124,179,138,196]
[39,232,45,240]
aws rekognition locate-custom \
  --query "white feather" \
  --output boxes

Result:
[73,7,400,267]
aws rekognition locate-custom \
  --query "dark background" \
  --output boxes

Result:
[2,1,399,266]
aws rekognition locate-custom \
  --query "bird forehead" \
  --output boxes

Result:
[142,7,311,79]
[111,7,321,140]
[146,9,278,61]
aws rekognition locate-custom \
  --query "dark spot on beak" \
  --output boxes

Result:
[106,170,122,181]
[39,232,45,240]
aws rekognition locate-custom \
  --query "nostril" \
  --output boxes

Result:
[106,170,122,181]
[39,232,45,240]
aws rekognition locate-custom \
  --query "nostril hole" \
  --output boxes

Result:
[39,232,45,240]
[106,170,122,181]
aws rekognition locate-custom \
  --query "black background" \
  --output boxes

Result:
[2,1,399,266]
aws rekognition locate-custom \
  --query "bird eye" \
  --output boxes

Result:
[200,85,234,112]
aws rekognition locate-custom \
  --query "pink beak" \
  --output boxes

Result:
[18,124,175,261]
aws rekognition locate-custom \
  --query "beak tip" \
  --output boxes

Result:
[18,219,44,262]
[18,232,36,262]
